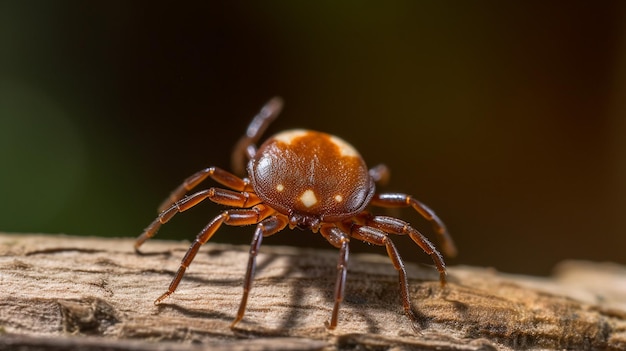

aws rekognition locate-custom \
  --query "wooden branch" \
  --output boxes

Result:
[1,233,625,350]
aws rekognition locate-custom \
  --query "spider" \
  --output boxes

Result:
[135,97,457,330]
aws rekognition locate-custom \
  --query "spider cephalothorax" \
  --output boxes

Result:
[136,97,457,330]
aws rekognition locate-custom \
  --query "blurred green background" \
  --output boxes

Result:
[1,1,625,275]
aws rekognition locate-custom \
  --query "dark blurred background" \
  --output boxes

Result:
[1,1,625,275]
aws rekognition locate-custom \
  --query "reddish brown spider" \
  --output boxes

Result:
[135,97,457,330]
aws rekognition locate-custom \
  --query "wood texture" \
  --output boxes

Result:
[0,233,625,350]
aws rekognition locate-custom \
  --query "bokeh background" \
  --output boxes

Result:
[1,1,625,275]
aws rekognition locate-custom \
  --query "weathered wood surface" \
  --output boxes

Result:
[0,233,625,350]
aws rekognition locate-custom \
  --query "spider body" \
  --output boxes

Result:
[250,129,374,230]
[136,97,457,330]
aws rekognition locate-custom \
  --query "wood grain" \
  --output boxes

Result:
[0,233,625,350]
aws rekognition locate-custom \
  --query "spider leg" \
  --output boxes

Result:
[348,224,419,327]
[368,164,390,186]
[356,214,447,286]
[231,97,284,176]
[135,188,262,250]
[153,204,276,304]
[319,225,350,330]
[230,214,289,329]
[157,167,251,213]
[370,193,457,257]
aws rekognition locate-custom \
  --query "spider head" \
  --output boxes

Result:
[287,212,322,232]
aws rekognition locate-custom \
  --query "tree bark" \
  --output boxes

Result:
[0,233,625,350]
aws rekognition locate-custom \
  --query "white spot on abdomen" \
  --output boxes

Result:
[299,189,318,208]
[329,135,359,157]
[273,129,308,145]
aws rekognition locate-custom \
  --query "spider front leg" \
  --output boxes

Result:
[231,214,288,329]
[319,225,351,330]
[135,187,262,250]
[348,224,419,328]
[157,167,252,213]
[371,193,458,257]
[153,204,276,304]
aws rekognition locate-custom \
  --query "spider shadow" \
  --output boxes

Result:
[155,301,232,324]
[269,248,387,334]
[202,243,384,335]
[227,242,434,335]
[278,251,441,334]
[143,240,432,336]
[147,247,279,330]
[134,248,173,257]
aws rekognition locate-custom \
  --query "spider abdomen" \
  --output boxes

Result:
[249,129,375,228]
